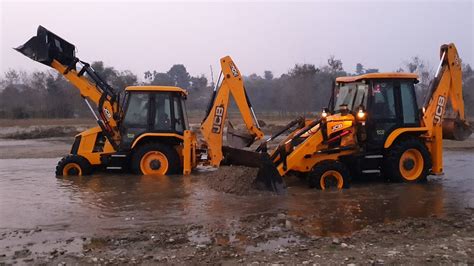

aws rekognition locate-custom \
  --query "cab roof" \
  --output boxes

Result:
[336,73,419,83]
[125,86,188,95]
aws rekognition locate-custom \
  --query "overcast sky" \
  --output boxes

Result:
[0,0,472,80]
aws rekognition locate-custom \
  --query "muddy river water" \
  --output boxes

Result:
[1,150,473,238]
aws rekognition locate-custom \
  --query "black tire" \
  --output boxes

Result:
[56,155,92,177]
[131,142,181,175]
[383,137,431,183]
[308,160,350,190]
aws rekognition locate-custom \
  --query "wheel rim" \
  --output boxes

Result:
[399,148,424,181]
[320,170,344,190]
[63,163,82,176]
[140,151,169,175]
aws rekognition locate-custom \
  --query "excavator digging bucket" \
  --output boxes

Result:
[15,26,76,67]
[222,146,286,194]
[226,121,256,148]
[442,118,472,141]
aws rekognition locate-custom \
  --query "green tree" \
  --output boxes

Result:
[264,70,274,81]
[167,64,190,89]
[355,63,364,75]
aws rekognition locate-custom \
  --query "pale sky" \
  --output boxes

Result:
[1,0,473,81]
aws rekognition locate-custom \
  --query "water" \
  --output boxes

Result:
[0,150,473,239]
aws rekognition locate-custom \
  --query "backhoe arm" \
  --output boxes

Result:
[200,56,264,166]
[422,43,471,173]
[422,43,466,130]
[15,26,121,149]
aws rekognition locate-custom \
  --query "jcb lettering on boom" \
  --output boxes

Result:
[212,105,225,133]
[433,95,446,124]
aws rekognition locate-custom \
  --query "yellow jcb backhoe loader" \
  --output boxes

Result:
[251,43,471,191]
[16,26,283,190]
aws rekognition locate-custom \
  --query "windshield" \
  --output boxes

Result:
[334,82,368,111]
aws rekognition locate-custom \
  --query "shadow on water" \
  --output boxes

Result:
[0,149,472,238]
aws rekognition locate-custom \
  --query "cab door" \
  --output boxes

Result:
[365,80,400,151]
[365,79,420,151]
[120,92,151,149]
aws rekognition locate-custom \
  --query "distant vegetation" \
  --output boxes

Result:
[1,57,473,119]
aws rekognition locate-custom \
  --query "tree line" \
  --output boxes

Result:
[1,56,473,119]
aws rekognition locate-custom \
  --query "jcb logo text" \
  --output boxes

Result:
[433,96,446,124]
[212,105,225,133]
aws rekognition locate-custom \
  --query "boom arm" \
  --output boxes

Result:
[200,56,264,166]
[15,26,121,149]
[421,43,470,173]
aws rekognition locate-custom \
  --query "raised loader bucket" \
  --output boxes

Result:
[222,146,286,194]
[15,26,76,67]
[442,118,472,141]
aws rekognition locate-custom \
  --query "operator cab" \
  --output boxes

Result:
[120,86,189,150]
[334,73,420,151]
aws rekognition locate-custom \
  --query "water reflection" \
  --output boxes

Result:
[0,150,471,237]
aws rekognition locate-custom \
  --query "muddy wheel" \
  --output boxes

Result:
[131,142,180,175]
[308,160,350,190]
[383,138,431,183]
[56,155,92,177]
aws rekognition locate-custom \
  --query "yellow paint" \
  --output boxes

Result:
[140,151,169,175]
[125,86,187,95]
[383,127,428,149]
[399,148,424,181]
[63,163,82,176]
[183,130,197,175]
[320,170,344,190]
[336,72,419,83]
[131,133,184,149]
[200,56,264,166]
[51,60,121,144]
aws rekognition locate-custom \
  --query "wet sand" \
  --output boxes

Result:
[0,137,473,264]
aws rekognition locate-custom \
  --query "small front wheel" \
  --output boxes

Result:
[309,160,350,190]
[56,155,92,177]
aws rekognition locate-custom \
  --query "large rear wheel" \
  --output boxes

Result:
[384,138,431,183]
[56,155,92,177]
[309,160,350,190]
[131,143,180,175]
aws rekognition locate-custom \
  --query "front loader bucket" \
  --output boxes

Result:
[254,153,286,194]
[442,118,472,141]
[15,26,76,67]
[222,146,286,194]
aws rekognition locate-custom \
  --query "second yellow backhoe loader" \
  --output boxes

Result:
[249,43,471,191]
[16,26,284,190]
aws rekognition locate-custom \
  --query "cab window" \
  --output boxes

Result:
[353,83,368,111]
[154,93,172,131]
[173,96,184,132]
[371,81,396,119]
[123,93,149,128]
[400,81,418,124]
